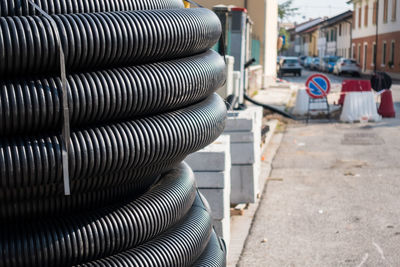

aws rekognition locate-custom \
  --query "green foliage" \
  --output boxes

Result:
[278,0,299,21]
[279,27,290,51]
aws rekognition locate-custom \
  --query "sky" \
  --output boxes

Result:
[278,0,353,23]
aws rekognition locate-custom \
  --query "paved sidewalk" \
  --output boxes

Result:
[253,82,297,109]
[238,85,400,266]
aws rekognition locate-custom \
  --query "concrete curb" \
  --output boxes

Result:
[227,120,284,267]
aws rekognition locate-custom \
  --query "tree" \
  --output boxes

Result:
[278,0,299,21]
[279,27,290,52]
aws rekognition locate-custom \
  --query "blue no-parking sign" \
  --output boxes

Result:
[305,74,331,98]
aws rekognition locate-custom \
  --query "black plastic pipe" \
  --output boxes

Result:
[79,192,212,267]
[0,94,226,190]
[0,163,198,266]
[244,93,298,120]
[0,50,226,136]
[0,0,184,16]
[0,8,221,77]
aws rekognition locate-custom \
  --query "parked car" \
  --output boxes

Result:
[304,56,313,69]
[333,58,361,76]
[299,56,307,66]
[321,56,341,73]
[278,57,302,77]
[310,57,320,70]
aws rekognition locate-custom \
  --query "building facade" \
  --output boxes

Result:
[291,12,353,59]
[318,11,353,58]
[351,0,400,77]
[293,18,323,56]
[337,15,353,58]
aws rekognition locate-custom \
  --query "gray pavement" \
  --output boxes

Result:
[238,71,400,266]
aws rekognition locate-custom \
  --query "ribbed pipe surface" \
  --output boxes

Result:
[0,157,183,203]
[0,0,184,16]
[0,50,226,136]
[0,163,197,266]
[0,94,226,190]
[0,8,221,77]
[193,232,226,267]
[79,193,212,267]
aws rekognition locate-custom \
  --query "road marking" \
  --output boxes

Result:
[373,242,392,267]
[356,253,369,267]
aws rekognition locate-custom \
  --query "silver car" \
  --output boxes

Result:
[310,57,320,71]
[278,57,302,77]
[333,58,361,76]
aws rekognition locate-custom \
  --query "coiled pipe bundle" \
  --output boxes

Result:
[0,0,227,266]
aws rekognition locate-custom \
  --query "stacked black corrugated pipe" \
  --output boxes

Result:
[0,0,227,266]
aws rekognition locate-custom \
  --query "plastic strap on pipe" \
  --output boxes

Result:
[28,0,71,196]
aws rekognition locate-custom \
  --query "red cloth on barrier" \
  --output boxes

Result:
[338,80,372,105]
[378,90,396,118]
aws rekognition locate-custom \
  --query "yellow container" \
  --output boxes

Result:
[183,1,190,8]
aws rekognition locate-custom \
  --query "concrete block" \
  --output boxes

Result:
[231,164,260,204]
[199,187,230,220]
[225,112,254,132]
[195,172,228,189]
[230,142,260,164]
[185,135,230,172]
[213,218,230,247]
[225,106,263,132]
[224,107,262,165]
[224,131,254,143]
[247,106,263,129]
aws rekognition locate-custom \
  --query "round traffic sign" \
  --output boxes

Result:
[305,74,331,98]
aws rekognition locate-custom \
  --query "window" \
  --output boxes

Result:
[358,44,361,63]
[359,7,362,27]
[392,0,397,21]
[339,24,342,36]
[390,41,395,65]
[383,0,388,23]
[364,4,369,26]
[373,1,377,24]
[363,43,368,71]
[373,43,377,66]
[382,42,387,65]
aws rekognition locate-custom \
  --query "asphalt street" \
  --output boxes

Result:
[238,69,400,266]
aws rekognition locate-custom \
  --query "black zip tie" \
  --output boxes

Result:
[28,0,71,196]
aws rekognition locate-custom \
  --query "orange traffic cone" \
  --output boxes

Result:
[378,90,396,118]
